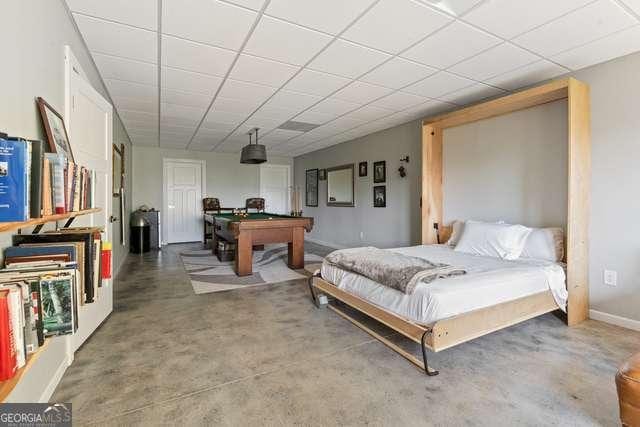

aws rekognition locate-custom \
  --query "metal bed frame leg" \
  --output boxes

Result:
[421,331,439,376]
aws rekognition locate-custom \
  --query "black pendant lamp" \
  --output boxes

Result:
[240,127,267,164]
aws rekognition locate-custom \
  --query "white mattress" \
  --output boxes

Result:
[320,245,567,325]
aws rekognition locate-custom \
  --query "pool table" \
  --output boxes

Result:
[206,213,314,276]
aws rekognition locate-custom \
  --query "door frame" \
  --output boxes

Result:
[260,164,291,214]
[162,158,207,245]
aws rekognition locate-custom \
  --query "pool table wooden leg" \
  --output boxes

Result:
[235,232,253,276]
[288,227,305,269]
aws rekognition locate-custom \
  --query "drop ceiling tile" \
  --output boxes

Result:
[161,67,224,95]
[448,43,539,81]
[293,110,339,124]
[283,69,351,97]
[218,79,277,104]
[437,83,507,105]
[512,0,637,57]
[160,114,201,127]
[400,99,453,118]
[402,21,501,69]
[265,0,375,34]
[229,54,300,87]
[224,0,266,10]
[346,105,395,121]
[252,105,301,120]
[66,0,158,30]
[163,0,256,49]
[263,90,322,111]
[73,14,157,63]
[241,116,284,130]
[486,60,568,91]
[161,102,206,119]
[244,16,332,65]
[418,0,484,16]
[551,24,640,70]
[161,35,235,77]
[621,0,640,15]
[112,95,157,113]
[333,81,394,104]
[371,91,429,110]
[93,53,157,85]
[342,0,452,54]
[309,97,362,116]
[105,79,156,98]
[161,88,212,108]
[308,39,391,78]
[262,129,304,142]
[404,71,474,98]
[463,0,593,40]
[130,138,158,146]
[127,128,159,137]
[200,121,238,133]
[360,57,437,89]
[211,97,262,115]
[119,109,159,123]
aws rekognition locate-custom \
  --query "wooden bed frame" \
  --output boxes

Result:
[310,78,591,375]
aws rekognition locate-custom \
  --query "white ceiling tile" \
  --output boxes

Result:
[211,96,262,115]
[551,25,640,70]
[309,98,362,116]
[112,95,157,113]
[241,116,284,130]
[244,16,332,65]
[342,0,452,54]
[205,109,248,124]
[161,102,206,120]
[224,0,266,10]
[621,0,640,15]
[160,114,201,127]
[161,88,212,108]
[293,110,339,125]
[229,54,300,87]
[360,57,437,89]
[371,91,429,110]
[512,0,637,57]
[263,90,322,111]
[119,109,159,123]
[283,69,351,97]
[266,0,375,34]
[404,71,474,98]
[437,83,507,105]
[418,0,484,17]
[252,105,301,120]
[347,105,395,121]
[463,0,593,39]
[163,0,256,50]
[161,35,236,77]
[218,79,277,104]
[402,21,501,69]
[486,60,568,91]
[105,79,156,98]
[333,81,394,104]
[448,43,539,80]
[200,122,238,133]
[308,39,391,78]
[130,138,158,146]
[93,53,157,85]
[401,99,454,118]
[73,14,157,63]
[262,129,304,142]
[161,66,223,95]
[66,0,158,30]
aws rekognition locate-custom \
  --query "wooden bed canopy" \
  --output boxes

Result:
[311,77,591,375]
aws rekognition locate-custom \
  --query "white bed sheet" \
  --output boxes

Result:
[320,244,567,325]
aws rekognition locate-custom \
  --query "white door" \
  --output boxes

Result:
[65,46,113,352]
[164,159,204,243]
[260,164,290,214]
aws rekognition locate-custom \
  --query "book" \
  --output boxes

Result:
[42,157,52,216]
[28,140,44,219]
[0,138,29,222]
[3,285,25,368]
[39,275,75,336]
[0,289,17,381]
[45,153,66,214]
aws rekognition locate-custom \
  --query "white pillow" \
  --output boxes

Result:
[520,227,564,262]
[454,221,532,260]
[445,220,464,246]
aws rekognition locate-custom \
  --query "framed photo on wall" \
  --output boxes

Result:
[305,168,319,207]
[359,161,367,177]
[373,161,386,183]
[37,97,75,162]
[373,186,386,207]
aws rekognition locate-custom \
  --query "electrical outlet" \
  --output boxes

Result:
[359,231,364,240]
[603,270,617,286]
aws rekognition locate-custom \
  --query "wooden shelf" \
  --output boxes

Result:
[0,338,50,402]
[0,208,101,233]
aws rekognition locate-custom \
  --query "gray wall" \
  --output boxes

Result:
[294,121,422,249]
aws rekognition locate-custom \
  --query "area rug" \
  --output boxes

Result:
[180,244,325,294]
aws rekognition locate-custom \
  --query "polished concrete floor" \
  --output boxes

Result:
[53,243,638,426]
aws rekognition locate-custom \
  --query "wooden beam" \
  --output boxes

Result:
[421,125,442,245]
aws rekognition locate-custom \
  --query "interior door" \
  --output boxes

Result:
[165,160,203,243]
[260,165,290,214]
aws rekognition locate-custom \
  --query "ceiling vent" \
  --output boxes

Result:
[277,120,320,132]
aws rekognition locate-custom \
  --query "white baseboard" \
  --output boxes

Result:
[39,353,69,403]
[590,309,640,331]
[305,237,347,250]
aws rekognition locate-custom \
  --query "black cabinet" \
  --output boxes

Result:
[140,210,161,249]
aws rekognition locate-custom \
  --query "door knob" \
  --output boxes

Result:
[109,215,118,223]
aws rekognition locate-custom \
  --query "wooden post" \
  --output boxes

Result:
[421,124,443,244]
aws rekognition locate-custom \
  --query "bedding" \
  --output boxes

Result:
[320,244,567,325]
[454,221,532,260]
[324,246,465,294]
[520,227,564,262]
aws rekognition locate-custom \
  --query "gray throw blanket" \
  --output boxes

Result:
[325,247,466,295]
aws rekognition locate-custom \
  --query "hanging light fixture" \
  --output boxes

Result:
[240,127,266,164]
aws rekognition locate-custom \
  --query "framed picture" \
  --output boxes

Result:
[37,97,75,162]
[112,143,125,197]
[319,169,326,181]
[359,161,367,177]
[373,160,386,183]
[305,168,319,207]
[373,186,386,208]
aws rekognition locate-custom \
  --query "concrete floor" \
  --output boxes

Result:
[52,243,638,426]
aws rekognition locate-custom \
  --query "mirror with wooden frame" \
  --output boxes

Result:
[112,143,125,197]
[326,164,355,207]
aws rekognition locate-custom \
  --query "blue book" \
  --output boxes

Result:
[4,245,77,262]
[0,138,28,222]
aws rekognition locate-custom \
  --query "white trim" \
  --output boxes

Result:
[305,237,347,250]
[39,357,70,403]
[589,309,640,331]
[259,163,292,214]
[162,158,207,244]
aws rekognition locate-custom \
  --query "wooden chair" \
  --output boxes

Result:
[245,198,265,213]
[202,197,221,213]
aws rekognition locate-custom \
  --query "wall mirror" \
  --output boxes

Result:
[326,164,355,207]
[112,143,125,197]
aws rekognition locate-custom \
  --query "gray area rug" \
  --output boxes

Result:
[180,244,325,294]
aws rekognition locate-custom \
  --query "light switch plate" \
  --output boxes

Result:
[603,270,617,286]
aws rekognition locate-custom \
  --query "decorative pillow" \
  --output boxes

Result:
[454,221,532,260]
[445,220,464,246]
[520,227,565,262]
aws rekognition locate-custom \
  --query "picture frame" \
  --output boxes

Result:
[373,185,386,208]
[373,160,386,183]
[305,168,319,207]
[319,169,327,181]
[112,143,125,197]
[36,97,75,162]
[359,161,367,177]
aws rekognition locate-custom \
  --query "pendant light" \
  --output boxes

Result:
[240,127,266,164]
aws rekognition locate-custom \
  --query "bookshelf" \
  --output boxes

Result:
[0,208,101,233]
[0,338,50,402]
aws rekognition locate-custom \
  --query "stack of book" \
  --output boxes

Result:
[0,136,95,222]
